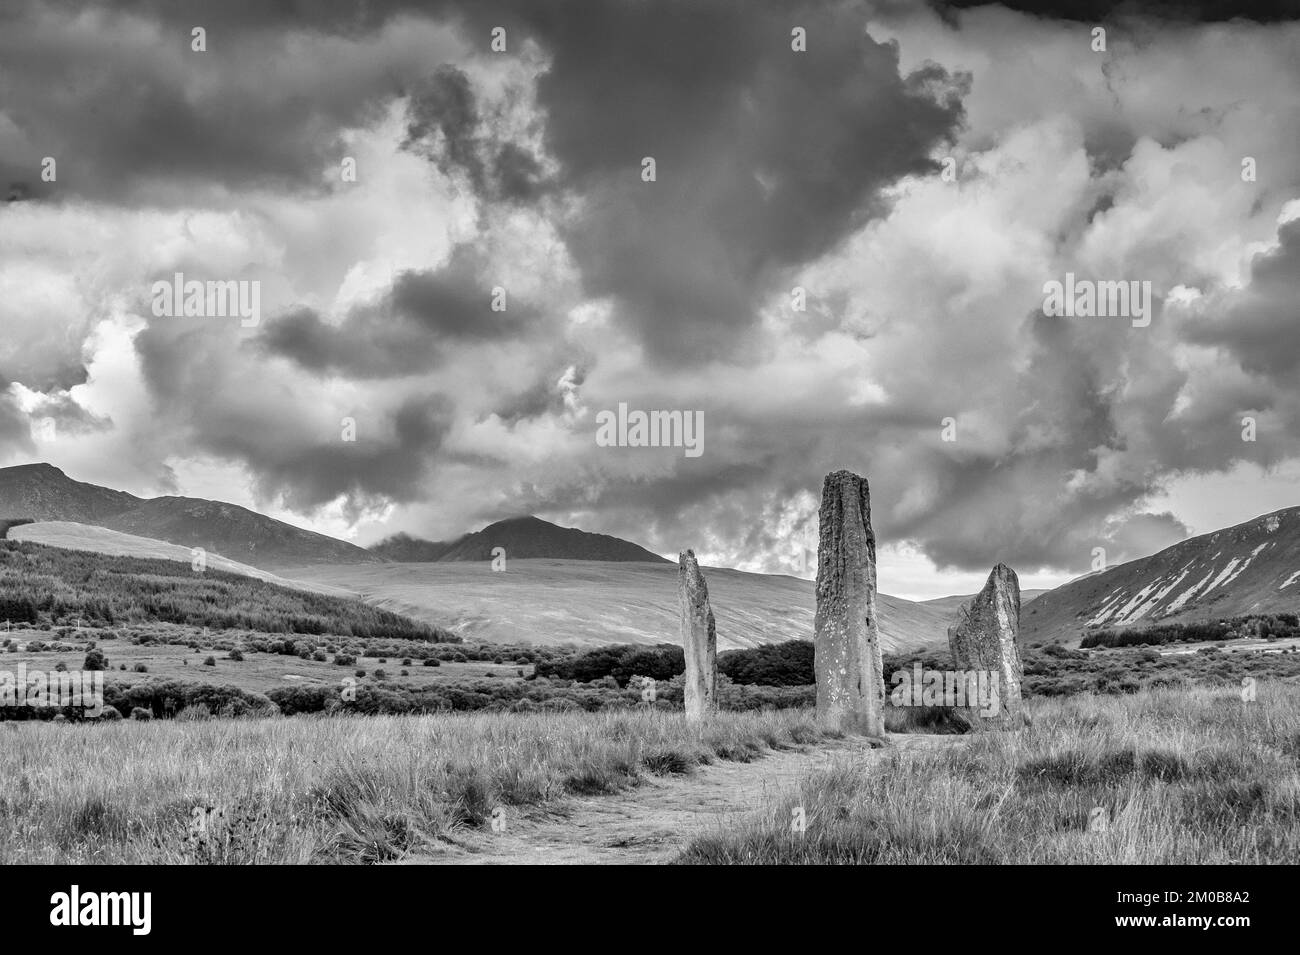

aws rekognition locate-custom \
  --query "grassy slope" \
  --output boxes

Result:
[0,538,451,642]
[284,559,954,652]
[679,684,1300,864]
[11,522,350,596]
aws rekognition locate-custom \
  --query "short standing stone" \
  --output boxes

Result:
[813,470,886,738]
[678,549,717,722]
[947,562,1025,727]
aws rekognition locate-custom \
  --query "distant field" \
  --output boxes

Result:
[284,558,954,652]
[7,638,525,696]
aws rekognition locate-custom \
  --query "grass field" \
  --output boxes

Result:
[0,708,826,864]
[679,684,1300,864]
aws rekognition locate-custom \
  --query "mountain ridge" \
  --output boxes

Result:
[1022,505,1300,644]
[372,515,670,564]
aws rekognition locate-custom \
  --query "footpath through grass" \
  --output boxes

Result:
[0,708,825,864]
[678,684,1300,863]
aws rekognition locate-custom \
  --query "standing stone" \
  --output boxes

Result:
[678,549,717,722]
[947,562,1025,727]
[813,470,886,739]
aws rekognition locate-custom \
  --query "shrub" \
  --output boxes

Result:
[129,707,153,721]
[423,658,441,667]
[335,653,357,666]
[312,650,328,662]
[229,648,245,662]
[133,663,148,673]
[203,656,216,667]
[83,649,108,671]
[99,706,123,721]
[354,669,366,678]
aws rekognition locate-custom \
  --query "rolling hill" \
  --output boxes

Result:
[0,462,140,522]
[370,516,670,563]
[0,463,377,569]
[8,521,352,596]
[282,559,954,652]
[1021,506,1300,645]
[101,497,378,568]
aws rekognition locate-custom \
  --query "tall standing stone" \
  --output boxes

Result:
[678,549,716,722]
[813,470,886,738]
[947,562,1025,727]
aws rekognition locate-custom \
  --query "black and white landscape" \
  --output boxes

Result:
[1,0,1299,887]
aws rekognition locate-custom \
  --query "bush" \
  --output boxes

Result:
[229,648,245,662]
[99,706,123,721]
[335,653,357,666]
[423,658,441,667]
[133,663,148,673]
[175,703,212,721]
[203,656,216,667]
[83,649,108,671]
[129,706,153,721]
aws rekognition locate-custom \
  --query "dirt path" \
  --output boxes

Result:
[404,734,961,865]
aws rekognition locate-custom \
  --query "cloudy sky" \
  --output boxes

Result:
[1,0,1298,599]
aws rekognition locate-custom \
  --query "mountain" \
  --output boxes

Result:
[0,463,377,569]
[1022,506,1300,645]
[371,516,671,564]
[369,532,452,562]
[920,588,1047,617]
[284,559,953,652]
[101,497,379,568]
[10,521,353,596]
[0,462,141,522]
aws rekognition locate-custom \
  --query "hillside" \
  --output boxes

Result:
[371,516,670,563]
[1022,506,1300,645]
[0,463,378,570]
[0,462,140,522]
[0,537,454,641]
[9,521,351,596]
[920,588,1047,617]
[102,497,378,568]
[283,559,953,652]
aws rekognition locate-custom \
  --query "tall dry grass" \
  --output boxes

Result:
[678,683,1300,863]
[0,708,825,864]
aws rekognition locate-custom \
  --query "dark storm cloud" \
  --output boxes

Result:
[136,313,456,509]
[259,243,537,377]
[401,66,548,203]
[1182,218,1300,378]
[504,0,965,362]
[0,0,456,202]
[23,392,112,436]
[928,1,1300,22]
[241,398,455,514]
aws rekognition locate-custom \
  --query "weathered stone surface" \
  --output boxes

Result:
[947,562,1025,727]
[678,549,716,722]
[813,470,886,738]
